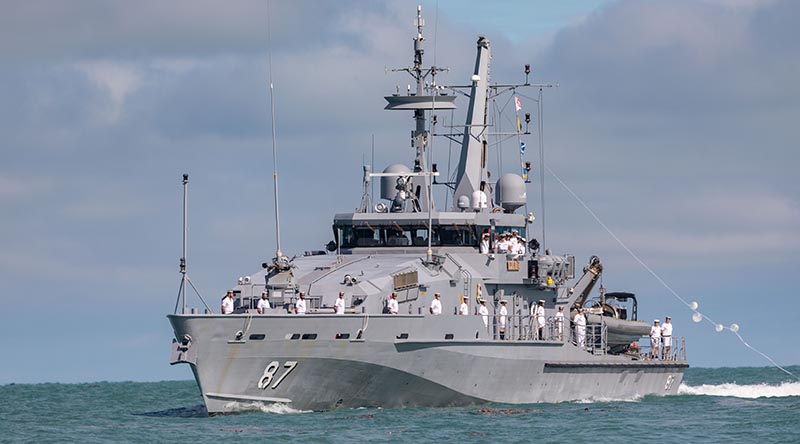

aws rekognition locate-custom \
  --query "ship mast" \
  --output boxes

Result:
[384,6,454,213]
[451,36,491,211]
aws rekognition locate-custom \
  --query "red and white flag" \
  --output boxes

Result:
[514,96,522,111]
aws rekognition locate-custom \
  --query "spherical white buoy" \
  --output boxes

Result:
[715,324,724,332]
[730,324,740,333]
[692,312,703,323]
[689,301,698,310]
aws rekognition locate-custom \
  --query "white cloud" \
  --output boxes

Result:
[75,61,142,123]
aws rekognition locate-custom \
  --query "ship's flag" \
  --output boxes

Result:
[520,141,526,154]
[514,96,522,111]
[517,116,522,133]
[522,165,529,180]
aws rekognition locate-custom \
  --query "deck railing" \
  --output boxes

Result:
[638,337,686,361]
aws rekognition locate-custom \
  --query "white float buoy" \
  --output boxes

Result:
[689,301,698,310]
[715,324,724,332]
[692,312,703,323]
[730,323,740,333]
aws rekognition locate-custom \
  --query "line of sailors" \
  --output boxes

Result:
[479,230,526,255]
[223,289,593,349]
[386,292,486,316]
[220,290,345,315]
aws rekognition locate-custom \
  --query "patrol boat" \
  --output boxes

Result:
[168,7,688,414]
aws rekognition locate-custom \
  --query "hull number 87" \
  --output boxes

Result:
[257,360,298,390]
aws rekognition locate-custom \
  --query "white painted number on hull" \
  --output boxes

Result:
[258,361,298,390]
[664,374,675,392]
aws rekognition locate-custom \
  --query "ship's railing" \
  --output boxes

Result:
[638,336,687,361]
[489,315,607,353]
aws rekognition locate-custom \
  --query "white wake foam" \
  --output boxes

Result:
[678,381,800,399]
[223,401,311,414]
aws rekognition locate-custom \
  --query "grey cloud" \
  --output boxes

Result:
[0,0,399,61]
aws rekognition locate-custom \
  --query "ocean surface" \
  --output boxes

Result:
[2,366,798,443]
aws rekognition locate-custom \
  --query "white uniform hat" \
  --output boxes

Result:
[500,300,507,304]
[654,319,660,323]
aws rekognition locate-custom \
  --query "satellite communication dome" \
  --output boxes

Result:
[471,190,488,210]
[380,164,411,200]
[496,173,526,212]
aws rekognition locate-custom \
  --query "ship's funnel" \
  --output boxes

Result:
[496,173,526,212]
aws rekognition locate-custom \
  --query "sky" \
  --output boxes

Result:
[1,0,798,384]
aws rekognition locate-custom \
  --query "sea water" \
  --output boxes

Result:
[1,366,798,443]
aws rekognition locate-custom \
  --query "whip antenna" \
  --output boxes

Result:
[267,0,282,258]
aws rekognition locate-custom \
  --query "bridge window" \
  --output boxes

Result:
[336,225,477,248]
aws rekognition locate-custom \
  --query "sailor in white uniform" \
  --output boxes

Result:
[294,292,307,315]
[533,300,546,340]
[496,233,511,253]
[573,308,586,348]
[387,293,399,314]
[554,306,564,340]
[221,290,234,314]
[478,299,489,328]
[661,316,673,359]
[458,299,469,316]
[479,232,490,254]
[499,300,508,340]
[430,293,442,315]
[334,292,346,315]
[510,230,521,254]
[649,319,661,359]
[514,237,526,255]
[257,292,270,314]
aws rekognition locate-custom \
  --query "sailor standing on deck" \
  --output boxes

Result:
[499,300,508,340]
[573,308,586,348]
[221,290,234,314]
[294,292,307,315]
[459,298,469,315]
[514,237,526,255]
[334,292,346,315]
[387,293,399,314]
[430,293,443,315]
[479,299,489,328]
[661,316,673,360]
[555,306,565,340]
[257,292,270,314]
[479,232,490,254]
[533,300,546,340]
[496,233,510,253]
[649,319,661,359]
[510,230,521,254]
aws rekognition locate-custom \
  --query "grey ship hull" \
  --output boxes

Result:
[169,314,687,413]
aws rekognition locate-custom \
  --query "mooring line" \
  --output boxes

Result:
[546,166,797,380]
